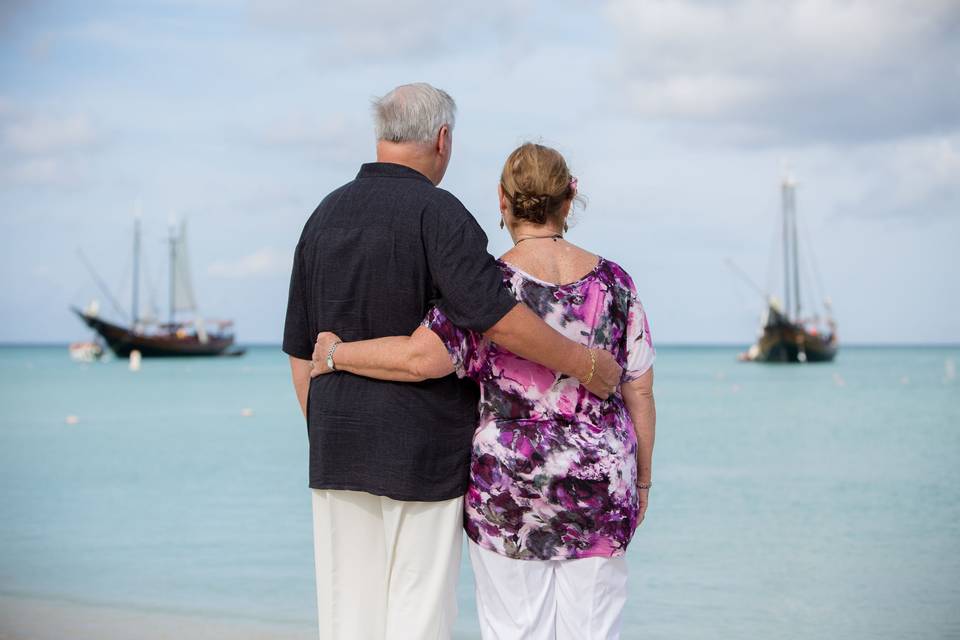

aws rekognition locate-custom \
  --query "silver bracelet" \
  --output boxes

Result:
[637,481,653,490]
[326,341,342,371]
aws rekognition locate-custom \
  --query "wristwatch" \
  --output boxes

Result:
[326,341,342,371]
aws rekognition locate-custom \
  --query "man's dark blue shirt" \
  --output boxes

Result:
[282,162,517,501]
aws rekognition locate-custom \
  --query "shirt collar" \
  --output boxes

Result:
[357,162,432,183]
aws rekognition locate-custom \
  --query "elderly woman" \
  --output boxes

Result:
[311,143,656,640]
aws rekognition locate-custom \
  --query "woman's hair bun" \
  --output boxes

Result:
[500,143,577,225]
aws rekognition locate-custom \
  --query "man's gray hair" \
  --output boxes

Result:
[372,83,457,144]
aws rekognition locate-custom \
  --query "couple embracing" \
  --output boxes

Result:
[283,83,656,640]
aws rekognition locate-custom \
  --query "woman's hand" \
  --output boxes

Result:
[587,349,623,399]
[311,331,342,377]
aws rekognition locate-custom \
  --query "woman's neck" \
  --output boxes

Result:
[508,223,564,245]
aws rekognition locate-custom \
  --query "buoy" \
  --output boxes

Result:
[129,350,142,372]
[240,408,254,417]
[832,373,846,387]
[65,415,79,425]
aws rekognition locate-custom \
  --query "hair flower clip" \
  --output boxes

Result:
[569,177,578,193]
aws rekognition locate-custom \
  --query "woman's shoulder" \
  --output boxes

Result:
[493,259,526,298]
[594,257,638,293]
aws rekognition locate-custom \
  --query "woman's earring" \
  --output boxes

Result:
[563,221,569,233]
[499,218,505,230]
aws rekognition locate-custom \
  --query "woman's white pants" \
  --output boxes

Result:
[468,540,628,640]
[311,489,463,640]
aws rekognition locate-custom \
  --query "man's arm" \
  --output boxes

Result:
[289,356,312,418]
[484,304,622,398]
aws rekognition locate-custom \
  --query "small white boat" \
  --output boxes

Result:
[69,341,104,362]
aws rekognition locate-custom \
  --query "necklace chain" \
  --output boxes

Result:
[514,233,563,246]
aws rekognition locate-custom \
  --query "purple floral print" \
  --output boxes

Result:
[424,257,655,561]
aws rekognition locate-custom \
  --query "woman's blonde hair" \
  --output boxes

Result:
[500,143,578,225]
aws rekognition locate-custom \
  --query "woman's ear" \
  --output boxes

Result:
[498,183,509,216]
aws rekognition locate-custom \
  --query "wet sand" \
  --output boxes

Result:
[0,595,314,640]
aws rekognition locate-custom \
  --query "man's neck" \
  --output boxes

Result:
[375,141,439,185]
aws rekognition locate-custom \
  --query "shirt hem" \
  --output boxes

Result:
[622,351,656,383]
[436,297,518,335]
[465,529,628,561]
[281,344,313,361]
[308,481,466,503]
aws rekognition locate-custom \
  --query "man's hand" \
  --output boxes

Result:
[583,349,623,399]
[310,331,342,378]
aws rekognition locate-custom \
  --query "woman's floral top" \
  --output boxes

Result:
[424,257,655,561]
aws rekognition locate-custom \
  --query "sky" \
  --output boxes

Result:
[1,0,958,345]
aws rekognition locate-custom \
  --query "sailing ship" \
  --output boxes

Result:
[72,218,245,358]
[739,174,838,363]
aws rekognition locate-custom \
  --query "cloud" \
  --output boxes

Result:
[0,106,102,188]
[207,246,292,278]
[2,157,76,186]
[0,1,30,32]
[838,134,960,221]
[254,112,361,151]
[604,0,960,145]
[3,113,98,155]
[248,0,531,60]
[257,113,353,148]
[243,110,372,169]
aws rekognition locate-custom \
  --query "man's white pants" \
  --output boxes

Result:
[311,489,463,640]
[468,540,628,640]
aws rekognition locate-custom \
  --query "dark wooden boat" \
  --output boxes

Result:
[747,305,837,363]
[740,175,837,363]
[73,217,245,358]
[71,308,243,357]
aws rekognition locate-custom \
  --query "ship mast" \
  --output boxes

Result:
[132,215,141,329]
[781,175,801,322]
[168,219,176,328]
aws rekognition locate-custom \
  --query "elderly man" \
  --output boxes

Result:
[282,83,621,640]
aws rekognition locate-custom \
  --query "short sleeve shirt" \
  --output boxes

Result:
[424,257,655,559]
[282,162,517,501]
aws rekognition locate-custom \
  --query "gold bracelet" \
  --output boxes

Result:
[582,348,597,385]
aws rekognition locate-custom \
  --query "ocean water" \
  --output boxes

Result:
[0,345,958,639]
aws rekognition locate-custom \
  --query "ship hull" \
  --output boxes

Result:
[72,308,244,357]
[753,322,837,363]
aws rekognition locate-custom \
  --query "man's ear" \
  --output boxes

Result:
[436,125,450,156]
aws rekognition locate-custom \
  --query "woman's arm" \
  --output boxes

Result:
[621,367,655,525]
[311,325,454,382]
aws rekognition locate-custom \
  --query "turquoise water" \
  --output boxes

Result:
[1,345,958,639]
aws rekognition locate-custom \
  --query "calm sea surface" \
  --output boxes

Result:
[1,345,958,639]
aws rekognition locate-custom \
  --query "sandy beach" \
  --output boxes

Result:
[0,595,314,640]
